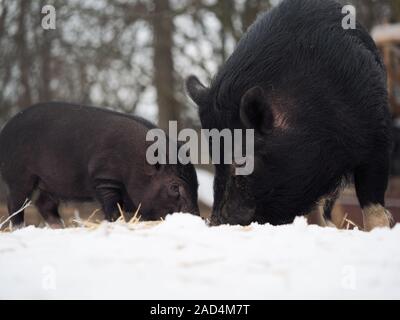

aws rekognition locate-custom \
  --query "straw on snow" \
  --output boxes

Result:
[339,212,360,230]
[0,198,362,232]
[72,202,161,230]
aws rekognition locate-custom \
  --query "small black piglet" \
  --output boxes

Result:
[0,102,199,227]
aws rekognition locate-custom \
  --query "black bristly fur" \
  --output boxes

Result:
[186,0,391,226]
[0,102,199,226]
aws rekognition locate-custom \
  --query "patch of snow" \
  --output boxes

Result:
[196,169,214,207]
[0,214,399,299]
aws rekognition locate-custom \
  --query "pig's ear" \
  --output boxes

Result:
[240,86,273,134]
[186,75,209,106]
[144,146,164,176]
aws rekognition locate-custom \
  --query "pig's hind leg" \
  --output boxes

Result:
[35,191,64,228]
[6,175,37,228]
[7,191,28,228]
[354,156,393,231]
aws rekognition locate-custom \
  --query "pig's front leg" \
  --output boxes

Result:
[93,181,123,222]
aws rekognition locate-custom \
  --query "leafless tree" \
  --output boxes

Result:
[0,0,398,129]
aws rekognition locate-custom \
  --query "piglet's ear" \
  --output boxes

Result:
[144,145,164,176]
[186,75,209,106]
[240,86,273,134]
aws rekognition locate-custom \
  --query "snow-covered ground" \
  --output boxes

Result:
[1,214,399,300]
[196,169,214,207]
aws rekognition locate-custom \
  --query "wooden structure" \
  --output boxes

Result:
[372,23,400,117]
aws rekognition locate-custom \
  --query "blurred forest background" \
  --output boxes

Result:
[0,0,399,129]
[0,0,400,225]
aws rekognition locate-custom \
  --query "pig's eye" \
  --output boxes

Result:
[168,184,180,198]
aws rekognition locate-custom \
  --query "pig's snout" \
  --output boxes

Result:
[211,204,256,226]
[209,213,223,226]
[181,204,200,216]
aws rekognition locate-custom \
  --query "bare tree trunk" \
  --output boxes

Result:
[38,0,52,102]
[0,3,8,39]
[391,0,400,22]
[16,0,32,108]
[39,36,51,102]
[152,0,180,131]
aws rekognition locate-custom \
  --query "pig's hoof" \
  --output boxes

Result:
[363,205,393,231]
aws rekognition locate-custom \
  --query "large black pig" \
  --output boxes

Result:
[0,102,199,227]
[186,0,393,230]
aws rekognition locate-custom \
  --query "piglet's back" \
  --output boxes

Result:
[0,102,152,183]
[1,102,150,154]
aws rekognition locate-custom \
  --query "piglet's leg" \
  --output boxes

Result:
[122,191,136,218]
[94,182,123,222]
[6,175,37,228]
[7,190,28,228]
[35,191,64,229]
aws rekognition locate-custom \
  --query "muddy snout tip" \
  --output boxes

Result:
[207,214,222,226]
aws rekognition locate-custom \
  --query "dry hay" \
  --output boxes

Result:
[0,199,364,233]
[0,202,162,232]
[72,203,162,231]
[0,199,32,232]
[339,213,361,230]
